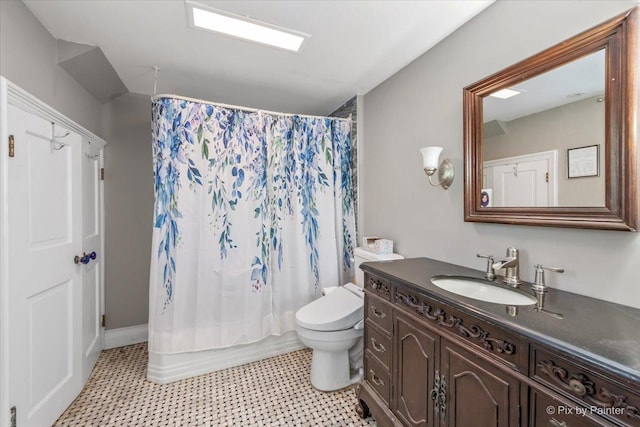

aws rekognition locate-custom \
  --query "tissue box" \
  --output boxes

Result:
[373,239,393,255]
[363,236,394,255]
[362,236,381,251]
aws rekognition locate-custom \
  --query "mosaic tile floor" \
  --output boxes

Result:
[54,343,377,426]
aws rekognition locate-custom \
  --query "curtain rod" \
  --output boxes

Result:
[151,93,352,122]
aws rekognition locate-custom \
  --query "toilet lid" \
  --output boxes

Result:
[296,286,363,331]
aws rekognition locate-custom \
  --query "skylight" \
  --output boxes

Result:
[187,2,307,52]
[489,88,522,99]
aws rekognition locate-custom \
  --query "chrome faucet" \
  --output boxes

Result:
[492,247,521,287]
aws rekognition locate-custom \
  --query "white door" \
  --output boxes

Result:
[82,139,103,381]
[7,105,83,426]
[492,159,549,207]
[484,150,558,208]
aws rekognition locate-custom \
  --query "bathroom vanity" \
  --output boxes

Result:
[355,258,640,427]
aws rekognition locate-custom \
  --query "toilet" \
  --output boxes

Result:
[295,247,403,391]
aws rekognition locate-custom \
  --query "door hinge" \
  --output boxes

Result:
[100,168,105,180]
[8,135,15,158]
[101,314,106,328]
[10,406,16,427]
[545,172,549,183]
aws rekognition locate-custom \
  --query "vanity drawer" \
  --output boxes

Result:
[365,293,393,335]
[393,285,528,373]
[364,273,392,301]
[530,385,613,427]
[365,351,391,406]
[365,320,392,370]
[532,346,640,427]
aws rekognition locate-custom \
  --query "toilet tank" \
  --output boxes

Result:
[353,247,404,287]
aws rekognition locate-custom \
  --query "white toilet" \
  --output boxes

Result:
[295,247,403,391]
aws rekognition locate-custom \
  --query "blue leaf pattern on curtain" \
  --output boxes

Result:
[151,97,355,309]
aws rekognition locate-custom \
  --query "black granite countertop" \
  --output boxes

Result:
[360,257,640,383]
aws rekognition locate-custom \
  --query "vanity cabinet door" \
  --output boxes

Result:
[393,312,439,427]
[441,338,520,427]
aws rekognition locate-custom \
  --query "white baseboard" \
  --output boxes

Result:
[104,324,148,350]
[147,331,304,384]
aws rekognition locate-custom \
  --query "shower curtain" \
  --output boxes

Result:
[149,97,356,354]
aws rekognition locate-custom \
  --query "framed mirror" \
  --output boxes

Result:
[464,8,637,231]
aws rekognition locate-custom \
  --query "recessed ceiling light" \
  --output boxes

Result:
[186,1,308,52]
[489,88,522,99]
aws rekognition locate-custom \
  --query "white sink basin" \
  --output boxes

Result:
[431,276,537,306]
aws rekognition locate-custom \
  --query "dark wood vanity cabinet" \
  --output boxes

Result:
[357,272,640,427]
[393,313,437,427]
[441,338,520,426]
[390,312,520,427]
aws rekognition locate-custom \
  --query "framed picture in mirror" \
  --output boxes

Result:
[567,145,599,179]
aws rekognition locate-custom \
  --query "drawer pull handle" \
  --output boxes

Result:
[371,306,386,318]
[371,338,386,353]
[549,418,567,427]
[569,379,587,396]
[369,370,384,387]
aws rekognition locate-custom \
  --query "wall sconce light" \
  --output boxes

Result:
[420,146,455,190]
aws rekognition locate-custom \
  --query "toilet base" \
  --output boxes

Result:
[310,349,363,391]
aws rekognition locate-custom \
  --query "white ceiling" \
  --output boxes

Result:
[484,49,605,123]
[24,0,493,115]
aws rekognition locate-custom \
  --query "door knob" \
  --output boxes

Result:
[74,254,90,264]
[74,252,96,265]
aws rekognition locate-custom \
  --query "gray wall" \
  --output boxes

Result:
[102,93,153,330]
[0,0,102,135]
[485,96,605,206]
[362,0,640,309]
[0,0,150,330]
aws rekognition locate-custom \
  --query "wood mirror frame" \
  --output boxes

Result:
[463,8,638,231]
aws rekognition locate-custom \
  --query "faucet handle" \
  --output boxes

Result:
[539,265,565,273]
[532,264,565,318]
[533,264,564,289]
[477,254,496,280]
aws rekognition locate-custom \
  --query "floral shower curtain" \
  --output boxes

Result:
[149,97,355,354]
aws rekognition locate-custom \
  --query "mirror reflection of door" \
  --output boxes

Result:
[482,49,605,208]
[483,151,557,207]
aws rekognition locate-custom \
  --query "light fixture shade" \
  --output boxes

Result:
[188,2,307,52]
[420,146,443,170]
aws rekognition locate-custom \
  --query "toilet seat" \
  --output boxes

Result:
[295,284,363,332]
[295,325,363,342]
